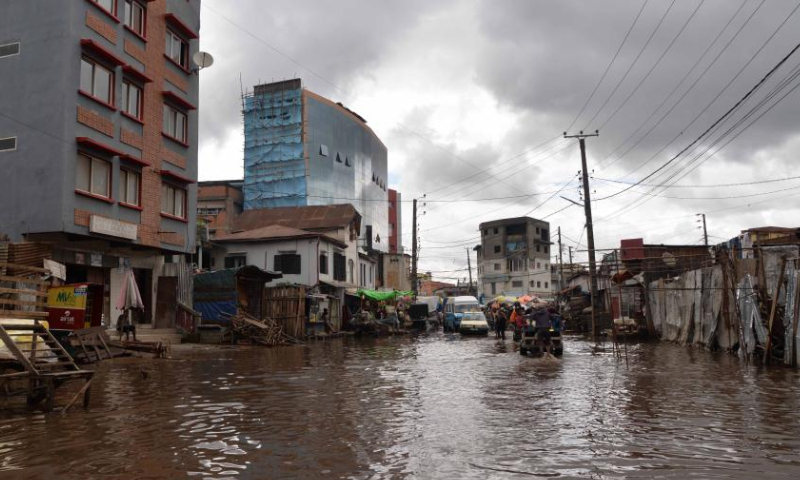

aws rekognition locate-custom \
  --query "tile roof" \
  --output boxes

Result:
[215,224,346,248]
[234,204,361,233]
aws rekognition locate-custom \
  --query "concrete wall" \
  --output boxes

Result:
[382,253,411,291]
[212,228,363,291]
[0,0,76,237]
[215,238,320,286]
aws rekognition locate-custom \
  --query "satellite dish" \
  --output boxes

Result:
[192,51,214,70]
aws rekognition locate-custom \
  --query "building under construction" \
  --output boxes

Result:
[242,79,389,252]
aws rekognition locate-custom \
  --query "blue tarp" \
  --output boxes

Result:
[193,267,281,323]
[194,269,238,323]
[195,299,236,324]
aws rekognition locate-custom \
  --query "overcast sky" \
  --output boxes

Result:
[197,0,800,282]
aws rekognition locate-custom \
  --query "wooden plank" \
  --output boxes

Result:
[0,275,49,286]
[0,311,49,319]
[0,325,38,374]
[43,370,93,378]
[0,262,50,273]
[764,257,787,365]
[61,379,92,414]
[0,287,49,297]
[0,298,48,308]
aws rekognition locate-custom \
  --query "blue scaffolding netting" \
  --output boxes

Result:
[243,86,306,210]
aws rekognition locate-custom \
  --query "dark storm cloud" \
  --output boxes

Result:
[197,1,800,274]
[473,0,800,171]
[199,0,448,145]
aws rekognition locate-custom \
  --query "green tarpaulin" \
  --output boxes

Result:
[356,289,413,302]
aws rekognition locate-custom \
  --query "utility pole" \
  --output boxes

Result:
[411,198,418,295]
[697,213,708,247]
[568,246,573,269]
[565,130,599,337]
[466,247,474,296]
[557,226,564,293]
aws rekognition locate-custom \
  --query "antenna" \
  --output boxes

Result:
[191,51,214,74]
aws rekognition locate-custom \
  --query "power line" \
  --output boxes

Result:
[596,0,706,131]
[596,28,800,202]
[582,0,677,129]
[564,0,650,131]
[423,135,563,199]
[598,46,800,222]
[593,173,800,189]
[598,0,764,173]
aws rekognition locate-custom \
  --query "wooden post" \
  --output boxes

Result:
[764,257,787,365]
[792,260,800,367]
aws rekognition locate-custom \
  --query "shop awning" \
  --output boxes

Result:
[357,289,413,302]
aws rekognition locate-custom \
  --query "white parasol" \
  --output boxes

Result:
[116,268,144,311]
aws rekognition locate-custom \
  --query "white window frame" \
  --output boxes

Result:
[76,152,111,198]
[122,79,143,120]
[92,0,117,16]
[165,29,189,68]
[123,0,146,37]
[161,183,186,219]
[163,104,188,143]
[120,168,141,206]
[80,56,114,105]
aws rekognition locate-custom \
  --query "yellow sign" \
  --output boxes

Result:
[47,285,88,310]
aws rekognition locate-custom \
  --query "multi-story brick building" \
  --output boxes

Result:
[197,180,243,237]
[0,0,201,326]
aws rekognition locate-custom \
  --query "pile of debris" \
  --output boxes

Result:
[229,312,303,347]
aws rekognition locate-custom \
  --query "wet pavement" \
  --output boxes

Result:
[2,333,800,479]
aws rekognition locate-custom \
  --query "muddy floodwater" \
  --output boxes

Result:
[3,334,800,479]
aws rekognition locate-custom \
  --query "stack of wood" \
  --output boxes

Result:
[230,311,303,347]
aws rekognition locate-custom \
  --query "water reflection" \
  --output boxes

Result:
[2,335,800,478]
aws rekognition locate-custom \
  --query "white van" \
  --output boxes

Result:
[443,296,480,332]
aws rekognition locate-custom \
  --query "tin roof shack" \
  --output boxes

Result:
[563,269,612,332]
[736,226,800,258]
[193,266,282,325]
[620,239,712,285]
[619,239,712,335]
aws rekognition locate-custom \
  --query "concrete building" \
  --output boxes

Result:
[388,189,402,254]
[212,224,364,289]
[219,204,372,298]
[241,79,389,252]
[380,253,411,291]
[0,0,201,326]
[476,217,552,298]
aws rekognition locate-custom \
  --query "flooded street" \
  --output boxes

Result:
[3,334,800,479]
